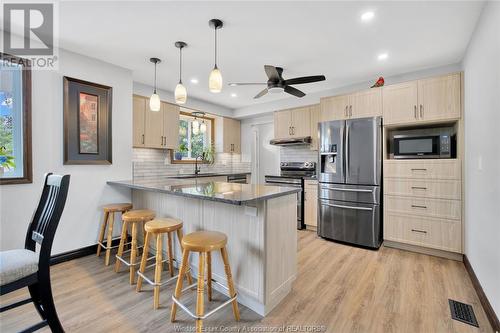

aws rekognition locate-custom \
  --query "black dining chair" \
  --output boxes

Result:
[0,173,70,333]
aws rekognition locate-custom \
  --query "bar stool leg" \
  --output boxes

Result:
[167,232,174,277]
[196,252,206,333]
[136,231,151,292]
[171,248,190,322]
[154,233,163,309]
[221,247,240,321]
[130,222,138,284]
[114,220,128,272]
[176,229,193,285]
[96,211,109,257]
[207,252,212,301]
[104,212,115,266]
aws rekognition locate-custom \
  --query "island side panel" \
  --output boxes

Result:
[131,189,267,313]
[264,193,298,315]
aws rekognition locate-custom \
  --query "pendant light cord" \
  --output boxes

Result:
[179,47,183,84]
[214,27,218,68]
[153,62,157,93]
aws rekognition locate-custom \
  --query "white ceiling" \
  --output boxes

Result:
[55,1,483,110]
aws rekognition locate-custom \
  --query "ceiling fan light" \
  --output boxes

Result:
[175,83,187,104]
[149,92,161,111]
[268,87,284,94]
[209,67,223,93]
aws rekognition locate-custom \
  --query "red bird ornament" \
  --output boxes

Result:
[371,76,385,88]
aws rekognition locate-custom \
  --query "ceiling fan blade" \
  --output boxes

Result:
[254,88,269,99]
[228,83,267,86]
[264,65,280,81]
[284,75,326,85]
[284,86,306,98]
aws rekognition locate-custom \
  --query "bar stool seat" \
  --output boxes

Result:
[136,218,192,309]
[97,203,132,266]
[181,231,227,252]
[171,230,239,333]
[115,209,155,284]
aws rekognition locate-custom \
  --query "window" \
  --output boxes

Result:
[171,111,214,164]
[0,53,32,184]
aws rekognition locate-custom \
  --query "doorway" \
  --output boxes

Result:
[252,122,279,184]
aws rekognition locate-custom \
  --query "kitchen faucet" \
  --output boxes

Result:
[194,153,205,175]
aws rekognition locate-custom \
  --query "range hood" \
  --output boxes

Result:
[270,136,312,146]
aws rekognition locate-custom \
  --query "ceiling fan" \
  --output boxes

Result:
[228,65,326,99]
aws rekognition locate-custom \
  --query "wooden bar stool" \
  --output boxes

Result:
[115,209,155,284]
[170,231,239,333]
[96,203,132,266]
[136,218,193,309]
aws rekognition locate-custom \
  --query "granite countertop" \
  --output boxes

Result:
[107,178,300,205]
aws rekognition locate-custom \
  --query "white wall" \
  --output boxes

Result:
[462,1,500,318]
[0,49,133,255]
[133,82,233,117]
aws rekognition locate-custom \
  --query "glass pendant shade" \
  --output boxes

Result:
[209,67,223,93]
[200,121,207,133]
[192,120,200,135]
[149,92,161,111]
[175,83,187,104]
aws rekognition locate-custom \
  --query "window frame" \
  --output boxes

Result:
[170,111,214,164]
[0,53,32,185]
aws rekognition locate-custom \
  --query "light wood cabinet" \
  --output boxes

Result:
[162,102,180,150]
[133,96,146,147]
[384,178,461,200]
[221,117,241,154]
[417,74,461,122]
[384,159,461,180]
[385,195,461,221]
[133,95,180,150]
[309,104,320,150]
[304,180,318,228]
[273,106,311,139]
[320,89,382,122]
[383,73,461,125]
[320,94,349,122]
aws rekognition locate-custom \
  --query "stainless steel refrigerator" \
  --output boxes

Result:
[318,116,382,249]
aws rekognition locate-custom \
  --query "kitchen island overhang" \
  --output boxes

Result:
[107,179,299,316]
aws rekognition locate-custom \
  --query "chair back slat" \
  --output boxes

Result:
[25,173,70,256]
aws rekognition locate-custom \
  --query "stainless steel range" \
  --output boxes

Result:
[265,161,316,230]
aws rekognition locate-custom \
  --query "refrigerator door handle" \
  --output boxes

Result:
[320,186,373,193]
[345,123,349,179]
[320,200,373,211]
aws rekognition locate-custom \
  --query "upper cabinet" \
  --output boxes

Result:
[133,95,180,150]
[309,104,320,150]
[274,106,311,139]
[220,117,241,154]
[320,89,382,122]
[383,73,461,125]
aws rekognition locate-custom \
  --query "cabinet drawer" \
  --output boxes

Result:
[384,195,461,220]
[384,160,461,180]
[384,213,461,253]
[384,179,461,200]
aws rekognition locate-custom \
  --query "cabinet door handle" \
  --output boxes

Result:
[349,105,352,117]
[163,137,166,146]
[411,204,427,209]
[420,104,423,118]
[141,134,145,144]
[345,106,348,117]
[289,127,291,135]
[292,127,295,135]
[411,186,427,190]
[411,168,427,171]
[414,105,417,119]
[411,229,427,234]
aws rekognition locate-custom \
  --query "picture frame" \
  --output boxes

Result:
[63,76,112,164]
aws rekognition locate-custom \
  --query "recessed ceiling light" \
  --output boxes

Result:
[231,93,237,98]
[361,11,375,22]
[377,53,388,61]
[190,78,199,84]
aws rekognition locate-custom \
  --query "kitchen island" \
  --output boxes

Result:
[107,178,299,316]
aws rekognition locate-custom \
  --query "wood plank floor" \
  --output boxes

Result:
[0,230,493,332]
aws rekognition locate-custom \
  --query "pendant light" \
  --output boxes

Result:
[208,19,223,93]
[174,41,187,104]
[149,58,161,111]
[192,111,207,135]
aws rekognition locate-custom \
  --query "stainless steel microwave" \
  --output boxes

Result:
[389,127,456,159]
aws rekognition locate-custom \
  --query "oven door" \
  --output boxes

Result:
[265,177,304,229]
[393,135,440,159]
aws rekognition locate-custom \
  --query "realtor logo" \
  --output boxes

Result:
[2,2,58,69]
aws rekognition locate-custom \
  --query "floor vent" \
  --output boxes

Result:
[449,299,479,327]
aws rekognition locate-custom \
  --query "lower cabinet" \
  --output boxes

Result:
[304,180,318,228]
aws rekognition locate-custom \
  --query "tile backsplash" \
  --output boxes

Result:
[279,146,318,165]
[133,148,251,179]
